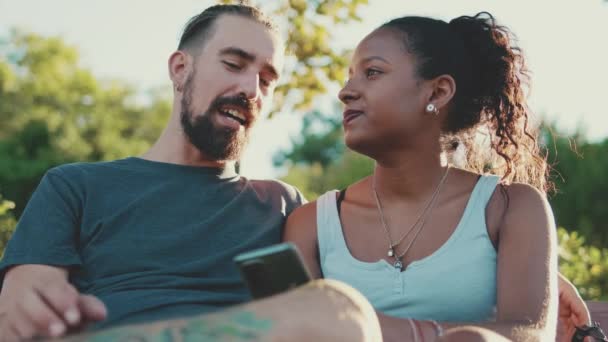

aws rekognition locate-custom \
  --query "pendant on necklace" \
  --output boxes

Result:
[387,248,394,257]
[393,259,403,270]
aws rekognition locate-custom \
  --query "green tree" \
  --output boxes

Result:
[274,107,344,169]
[558,227,608,300]
[280,150,373,200]
[0,30,171,215]
[275,106,373,199]
[0,194,16,257]
[544,128,608,247]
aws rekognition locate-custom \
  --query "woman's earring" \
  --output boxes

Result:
[426,103,439,116]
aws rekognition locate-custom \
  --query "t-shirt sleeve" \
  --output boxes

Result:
[0,168,83,284]
[293,186,307,206]
[286,184,307,215]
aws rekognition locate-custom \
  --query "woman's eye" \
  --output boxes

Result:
[366,69,381,78]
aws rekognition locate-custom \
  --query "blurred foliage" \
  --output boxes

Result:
[559,228,608,300]
[545,129,608,247]
[274,108,345,168]
[280,151,373,200]
[0,195,16,258]
[275,105,346,199]
[0,30,172,216]
[219,0,368,113]
[276,105,373,199]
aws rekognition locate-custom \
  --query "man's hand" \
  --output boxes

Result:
[0,264,107,341]
[557,272,592,342]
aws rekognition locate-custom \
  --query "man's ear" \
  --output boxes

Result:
[427,74,456,112]
[168,50,190,92]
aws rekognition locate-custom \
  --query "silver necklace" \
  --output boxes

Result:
[372,166,450,269]
[390,181,444,270]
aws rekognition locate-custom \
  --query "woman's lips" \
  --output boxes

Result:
[343,110,364,125]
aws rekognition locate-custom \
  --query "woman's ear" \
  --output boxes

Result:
[168,50,190,92]
[428,74,456,112]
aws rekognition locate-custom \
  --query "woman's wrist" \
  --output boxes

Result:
[407,318,420,342]
[413,319,444,341]
[429,320,444,339]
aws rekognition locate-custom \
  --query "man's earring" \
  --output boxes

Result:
[175,83,183,92]
[425,103,439,116]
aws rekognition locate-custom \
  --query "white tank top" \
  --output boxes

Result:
[316,175,499,322]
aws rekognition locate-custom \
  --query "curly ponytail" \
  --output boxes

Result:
[380,12,550,193]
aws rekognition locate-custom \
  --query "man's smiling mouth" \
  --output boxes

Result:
[219,106,247,125]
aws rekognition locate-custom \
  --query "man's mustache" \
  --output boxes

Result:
[208,94,258,124]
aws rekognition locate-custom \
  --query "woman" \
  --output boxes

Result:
[285,12,590,341]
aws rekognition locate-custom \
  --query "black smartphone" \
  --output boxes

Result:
[234,242,312,299]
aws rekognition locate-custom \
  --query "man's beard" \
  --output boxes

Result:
[179,77,254,161]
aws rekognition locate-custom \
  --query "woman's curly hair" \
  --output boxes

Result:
[381,12,550,193]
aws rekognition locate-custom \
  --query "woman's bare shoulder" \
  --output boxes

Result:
[288,200,318,223]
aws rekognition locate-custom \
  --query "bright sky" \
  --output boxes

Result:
[1,0,607,179]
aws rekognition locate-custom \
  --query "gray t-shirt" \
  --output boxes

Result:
[0,157,306,328]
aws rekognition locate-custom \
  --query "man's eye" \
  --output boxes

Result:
[223,61,242,70]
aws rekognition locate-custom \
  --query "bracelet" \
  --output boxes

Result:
[407,318,420,342]
[413,319,425,342]
[429,320,444,338]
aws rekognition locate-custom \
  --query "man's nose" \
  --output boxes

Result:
[239,74,261,102]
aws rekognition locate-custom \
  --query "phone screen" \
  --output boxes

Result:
[234,243,312,299]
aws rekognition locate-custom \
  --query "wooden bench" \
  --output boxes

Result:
[557,301,608,341]
[589,301,608,333]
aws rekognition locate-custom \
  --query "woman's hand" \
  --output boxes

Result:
[557,272,591,342]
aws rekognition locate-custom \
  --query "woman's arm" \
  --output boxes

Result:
[491,183,558,338]
[283,201,323,279]
[379,183,559,342]
[557,272,591,341]
[285,184,560,341]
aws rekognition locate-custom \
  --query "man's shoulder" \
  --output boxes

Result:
[247,178,307,206]
[47,158,134,179]
[248,178,299,195]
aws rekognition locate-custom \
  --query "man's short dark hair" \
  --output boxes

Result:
[178,4,277,54]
